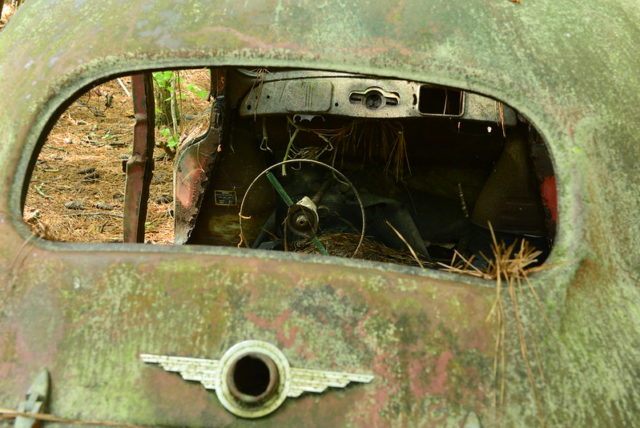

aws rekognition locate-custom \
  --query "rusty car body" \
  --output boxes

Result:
[0,0,639,426]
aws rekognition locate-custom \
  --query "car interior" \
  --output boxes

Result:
[24,67,558,271]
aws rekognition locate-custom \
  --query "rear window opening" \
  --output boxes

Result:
[23,67,557,273]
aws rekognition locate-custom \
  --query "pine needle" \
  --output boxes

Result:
[383,220,424,268]
[439,222,547,422]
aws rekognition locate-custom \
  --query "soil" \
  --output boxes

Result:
[23,70,212,244]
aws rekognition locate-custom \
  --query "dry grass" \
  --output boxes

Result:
[335,120,411,182]
[438,224,548,423]
[178,108,211,148]
[297,232,428,267]
[385,220,424,268]
[279,118,410,182]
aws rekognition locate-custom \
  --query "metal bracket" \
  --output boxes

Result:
[14,369,49,428]
[123,73,156,243]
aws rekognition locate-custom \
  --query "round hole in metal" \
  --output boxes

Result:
[227,353,279,405]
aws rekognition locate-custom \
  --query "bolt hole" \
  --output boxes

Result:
[233,355,271,397]
[334,102,339,107]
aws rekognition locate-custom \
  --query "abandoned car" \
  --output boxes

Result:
[0,0,638,426]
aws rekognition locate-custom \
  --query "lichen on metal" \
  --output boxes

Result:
[0,0,638,426]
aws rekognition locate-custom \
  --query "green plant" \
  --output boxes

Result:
[159,127,179,148]
[152,71,174,90]
[154,72,208,100]
[152,71,180,158]
[185,83,209,100]
[151,71,209,158]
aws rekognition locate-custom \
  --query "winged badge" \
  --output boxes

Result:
[141,340,374,418]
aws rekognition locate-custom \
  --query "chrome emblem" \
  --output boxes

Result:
[141,340,374,418]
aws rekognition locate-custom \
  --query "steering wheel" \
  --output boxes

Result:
[239,159,366,258]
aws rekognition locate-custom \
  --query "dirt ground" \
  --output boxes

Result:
[23,70,212,244]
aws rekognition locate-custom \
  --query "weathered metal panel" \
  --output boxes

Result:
[0,244,495,426]
[174,98,221,245]
[0,0,638,426]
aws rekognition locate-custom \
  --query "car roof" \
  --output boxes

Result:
[1,0,638,134]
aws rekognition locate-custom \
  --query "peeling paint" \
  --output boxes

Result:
[0,0,638,426]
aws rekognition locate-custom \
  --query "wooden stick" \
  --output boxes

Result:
[0,407,148,428]
[117,78,131,97]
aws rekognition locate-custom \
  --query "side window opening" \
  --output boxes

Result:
[24,69,212,244]
[23,67,557,273]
